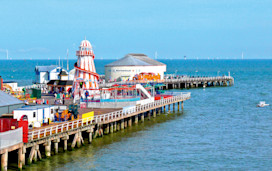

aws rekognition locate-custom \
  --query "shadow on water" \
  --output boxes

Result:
[16,110,187,171]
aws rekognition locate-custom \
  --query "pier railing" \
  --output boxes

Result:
[164,76,234,83]
[0,128,23,150]
[99,76,234,87]
[28,92,191,141]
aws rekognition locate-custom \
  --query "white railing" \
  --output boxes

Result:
[28,93,191,141]
[164,76,234,83]
[0,128,23,150]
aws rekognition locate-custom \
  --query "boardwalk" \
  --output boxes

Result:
[99,76,234,89]
[0,93,191,170]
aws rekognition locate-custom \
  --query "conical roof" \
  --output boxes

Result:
[106,54,165,67]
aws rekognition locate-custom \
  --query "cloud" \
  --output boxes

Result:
[17,47,50,53]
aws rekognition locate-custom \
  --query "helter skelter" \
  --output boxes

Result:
[72,39,100,102]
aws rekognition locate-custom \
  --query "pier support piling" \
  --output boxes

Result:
[124,119,128,128]
[110,123,114,133]
[44,141,51,157]
[178,102,180,111]
[104,124,110,134]
[128,117,132,127]
[121,119,124,129]
[141,114,144,122]
[153,109,156,118]
[134,115,138,124]
[53,139,60,154]
[114,122,117,132]
[62,135,69,151]
[1,149,8,171]
[18,147,23,170]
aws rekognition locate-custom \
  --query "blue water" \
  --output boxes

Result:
[1,59,272,170]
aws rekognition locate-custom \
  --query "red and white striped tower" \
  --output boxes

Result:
[72,39,99,100]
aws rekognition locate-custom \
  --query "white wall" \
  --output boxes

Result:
[105,65,166,82]
[13,106,54,125]
[39,72,48,84]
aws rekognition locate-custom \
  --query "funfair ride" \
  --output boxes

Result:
[72,39,100,103]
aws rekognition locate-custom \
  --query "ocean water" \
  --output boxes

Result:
[1,59,272,170]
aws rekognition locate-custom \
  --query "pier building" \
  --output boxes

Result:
[0,91,24,117]
[105,53,166,82]
[35,65,70,84]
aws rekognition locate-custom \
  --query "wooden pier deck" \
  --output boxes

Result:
[99,76,234,89]
[0,93,190,170]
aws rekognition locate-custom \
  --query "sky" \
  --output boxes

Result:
[0,0,271,59]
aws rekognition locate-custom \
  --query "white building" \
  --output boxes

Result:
[35,65,72,84]
[13,105,56,127]
[105,53,166,82]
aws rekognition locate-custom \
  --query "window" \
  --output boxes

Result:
[33,112,36,118]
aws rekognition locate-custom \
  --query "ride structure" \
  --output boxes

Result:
[72,39,100,102]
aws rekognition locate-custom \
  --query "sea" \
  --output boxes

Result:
[0,59,272,170]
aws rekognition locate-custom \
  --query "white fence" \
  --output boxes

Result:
[28,93,191,141]
[0,128,23,150]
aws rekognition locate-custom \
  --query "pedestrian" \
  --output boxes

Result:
[54,93,57,99]
[63,98,65,105]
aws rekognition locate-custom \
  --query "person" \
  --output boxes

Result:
[63,98,65,105]
[54,93,57,99]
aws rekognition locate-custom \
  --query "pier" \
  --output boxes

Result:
[0,93,190,170]
[99,76,234,89]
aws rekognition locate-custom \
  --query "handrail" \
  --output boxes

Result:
[28,93,191,141]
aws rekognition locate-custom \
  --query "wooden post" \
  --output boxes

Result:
[124,119,127,128]
[110,123,114,133]
[71,133,78,149]
[62,135,69,151]
[89,131,92,143]
[114,122,117,132]
[128,117,132,127]
[141,113,144,122]
[164,105,166,113]
[121,119,124,129]
[182,101,184,110]
[168,104,171,112]
[158,108,161,115]
[134,115,138,124]
[104,124,109,134]
[54,139,59,154]
[153,109,156,118]
[22,146,26,166]
[178,102,180,111]
[148,111,151,120]
[36,144,42,161]
[28,145,36,164]
[44,141,51,157]
[173,103,175,112]
[18,147,23,170]
[1,149,8,171]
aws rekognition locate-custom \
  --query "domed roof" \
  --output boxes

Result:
[79,39,92,49]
